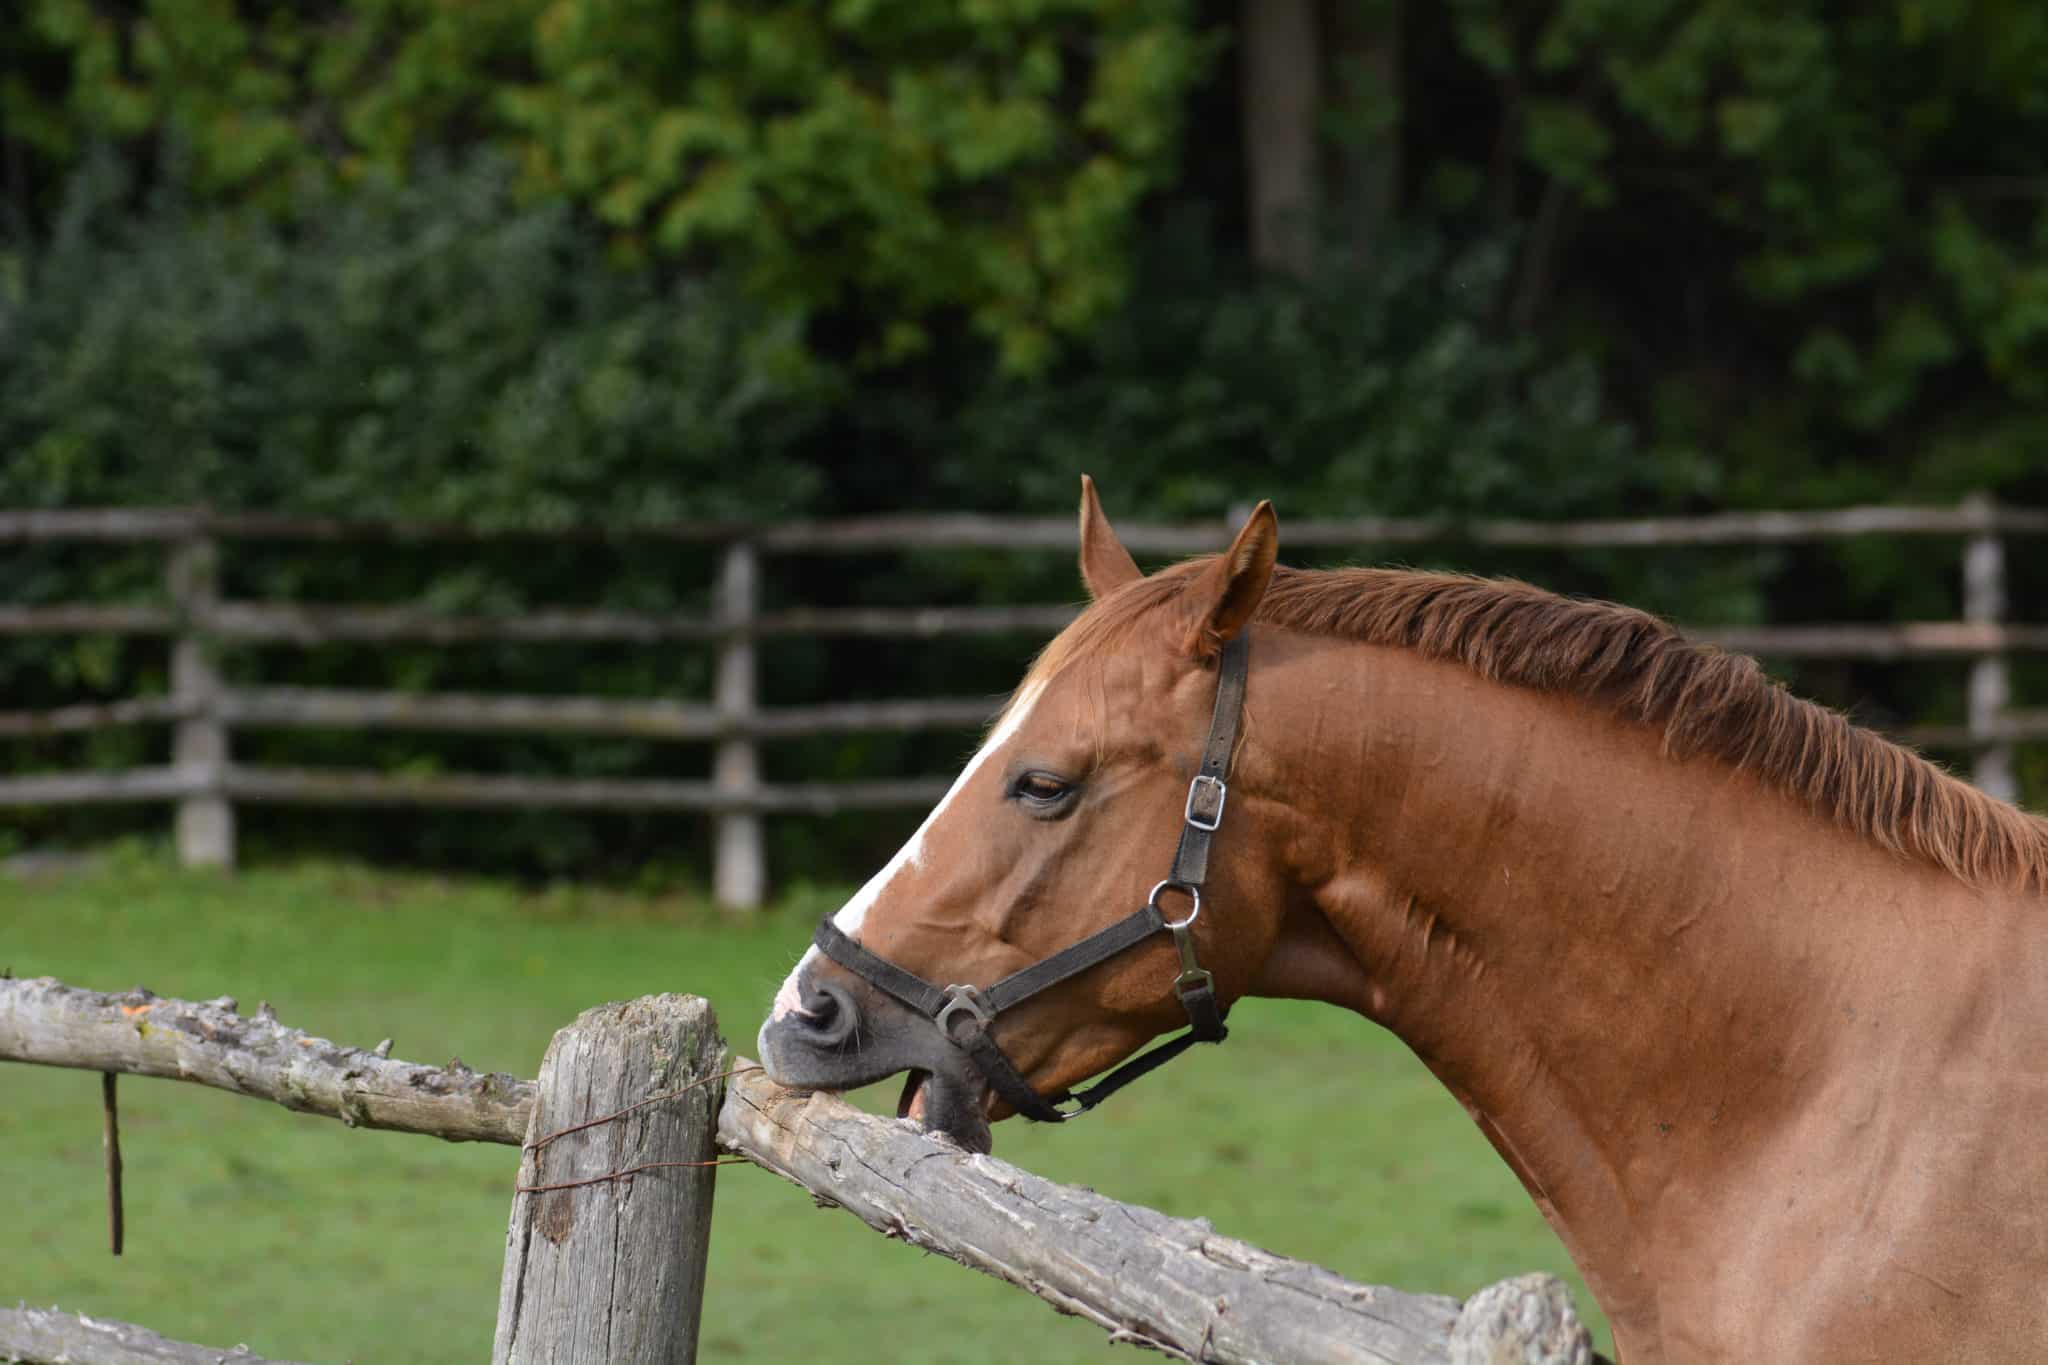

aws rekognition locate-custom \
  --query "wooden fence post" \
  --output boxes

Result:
[713,541,764,908]
[168,530,235,867]
[1964,492,2017,804]
[494,995,725,1365]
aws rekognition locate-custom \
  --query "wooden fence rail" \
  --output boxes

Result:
[0,690,1000,742]
[0,1305,311,1365]
[0,975,1596,1365]
[6,500,2048,547]
[0,499,2034,904]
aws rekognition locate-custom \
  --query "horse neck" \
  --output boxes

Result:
[1251,633,1958,1311]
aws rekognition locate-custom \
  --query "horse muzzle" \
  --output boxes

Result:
[756,960,997,1153]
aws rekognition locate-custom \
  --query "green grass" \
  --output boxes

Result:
[2,850,1605,1361]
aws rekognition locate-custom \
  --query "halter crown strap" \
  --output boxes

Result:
[1169,631,1250,890]
[1155,630,1248,1047]
[812,629,1251,1123]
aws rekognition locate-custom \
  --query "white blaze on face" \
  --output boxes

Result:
[768,681,1047,1021]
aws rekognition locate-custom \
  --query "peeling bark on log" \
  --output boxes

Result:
[1449,1276,1594,1365]
[0,1305,310,1364]
[0,977,531,1144]
[493,996,725,1365]
[717,1064,1595,1365]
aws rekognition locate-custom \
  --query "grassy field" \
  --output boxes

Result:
[3,849,1605,1362]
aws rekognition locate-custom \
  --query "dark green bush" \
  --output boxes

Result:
[1,150,826,523]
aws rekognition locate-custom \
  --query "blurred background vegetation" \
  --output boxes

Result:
[4,0,2047,882]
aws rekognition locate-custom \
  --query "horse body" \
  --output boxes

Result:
[759,483,2048,1363]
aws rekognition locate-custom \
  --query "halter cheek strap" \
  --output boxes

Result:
[812,631,1249,1124]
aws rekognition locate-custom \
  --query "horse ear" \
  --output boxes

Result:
[1182,501,1278,658]
[1078,474,1142,600]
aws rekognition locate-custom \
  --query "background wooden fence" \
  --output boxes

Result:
[1,499,2040,906]
[0,975,1598,1365]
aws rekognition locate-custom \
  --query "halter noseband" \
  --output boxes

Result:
[812,631,1249,1123]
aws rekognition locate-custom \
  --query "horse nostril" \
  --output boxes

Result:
[801,982,858,1048]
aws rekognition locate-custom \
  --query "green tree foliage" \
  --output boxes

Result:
[6,0,537,199]
[8,0,1207,369]
[505,0,1209,370]
[1430,0,2048,503]
[1402,0,2048,749]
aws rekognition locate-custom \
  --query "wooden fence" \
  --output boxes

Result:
[0,975,1598,1365]
[1,499,2040,906]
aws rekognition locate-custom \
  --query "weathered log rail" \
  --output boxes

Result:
[0,975,1597,1365]
[718,1064,1593,1365]
[3,500,2045,547]
[0,1305,309,1365]
[0,976,532,1144]
[2,498,2031,903]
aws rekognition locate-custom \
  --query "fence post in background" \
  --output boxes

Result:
[493,995,725,1365]
[713,541,764,908]
[1964,492,2017,805]
[168,529,234,867]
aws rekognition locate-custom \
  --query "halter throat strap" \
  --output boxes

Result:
[812,631,1250,1124]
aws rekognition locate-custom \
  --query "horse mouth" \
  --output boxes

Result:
[897,1068,994,1155]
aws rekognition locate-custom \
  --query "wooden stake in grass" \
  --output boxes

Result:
[101,1071,123,1256]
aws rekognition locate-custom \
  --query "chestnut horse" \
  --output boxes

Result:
[759,480,2048,1364]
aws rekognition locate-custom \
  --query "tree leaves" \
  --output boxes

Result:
[15,0,1205,373]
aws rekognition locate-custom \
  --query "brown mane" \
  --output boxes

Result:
[1029,560,2048,893]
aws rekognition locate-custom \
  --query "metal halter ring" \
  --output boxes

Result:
[936,983,993,1040]
[1147,879,1202,931]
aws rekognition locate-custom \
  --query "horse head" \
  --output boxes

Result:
[757,478,1292,1152]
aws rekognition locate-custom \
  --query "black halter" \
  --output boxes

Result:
[813,631,1250,1123]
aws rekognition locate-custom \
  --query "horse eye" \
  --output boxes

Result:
[1012,771,1072,805]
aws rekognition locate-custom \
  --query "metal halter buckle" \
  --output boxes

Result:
[1184,773,1227,832]
[935,983,993,1041]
